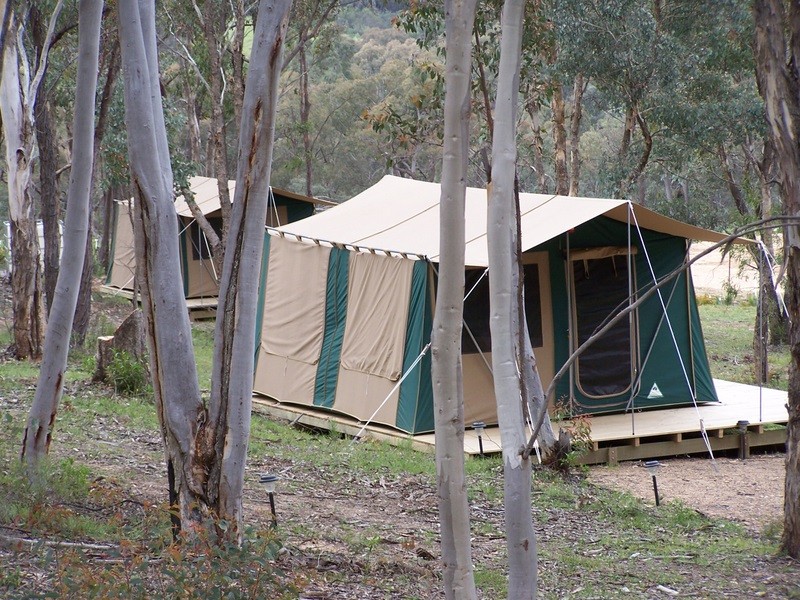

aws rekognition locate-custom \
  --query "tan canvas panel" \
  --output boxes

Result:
[339,252,414,380]
[181,223,220,299]
[253,352,317,406]
[262,236,331,364]
[266,205,289,228]
[604,203,749,243]
[107,202,137,289]
[334,367,400,427]
[463,353,498,424]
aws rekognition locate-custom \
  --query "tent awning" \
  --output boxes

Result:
[275,175,733,267]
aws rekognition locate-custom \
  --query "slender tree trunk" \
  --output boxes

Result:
[487,0,537,596]
[719,144,750,216]
[552,82,569,195]
[23,0,103,468]
[118,0,205,527]
[568,73,586,197]
[231,0,246,128]
[203,0,293,535]
[299,37,313,196]
[34,95,60,316]
[71,223,94,346]
[0,5,62,360]
[431,0,478,597]
[752,0,800,559]
[202,1,233,249]
[525,97,548,193]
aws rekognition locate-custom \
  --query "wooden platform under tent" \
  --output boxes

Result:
[251,379,788,466]
[98,285,218,320]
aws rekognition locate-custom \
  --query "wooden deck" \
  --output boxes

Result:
[252,379,788,465]
[98,285,218,319]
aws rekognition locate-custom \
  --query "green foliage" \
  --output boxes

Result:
[107,350,150,396]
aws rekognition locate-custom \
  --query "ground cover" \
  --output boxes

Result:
[0,291,797,598]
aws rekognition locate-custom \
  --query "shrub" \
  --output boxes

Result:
[107,349,150,396]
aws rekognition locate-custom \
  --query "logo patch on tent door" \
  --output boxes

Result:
[647,383,664,399]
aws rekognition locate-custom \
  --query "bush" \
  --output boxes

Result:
[107,349,150,396]
[43,525,297,600]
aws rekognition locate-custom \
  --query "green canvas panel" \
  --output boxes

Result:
[105,201,119,285]
[545,216,718,415]
[396,260,435,433]
[179,226,189,297]
[687,271,718,402]
[313,247,350,408]
[253,233,272,361]
[273,194,315,223]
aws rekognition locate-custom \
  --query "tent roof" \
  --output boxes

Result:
[173,175,335,218]
[275,175,732,267]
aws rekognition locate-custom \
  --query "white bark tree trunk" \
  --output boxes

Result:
[118,0,205,527]
[204,0,293,535]
[22,0,103,468]
[431,0,478,597]
[487,0,537,597]
[0,4,62,359]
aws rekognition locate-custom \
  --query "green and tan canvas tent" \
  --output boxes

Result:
[253,175,732,434]
[105,175,333,299]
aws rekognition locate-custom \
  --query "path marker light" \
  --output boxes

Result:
[644,460,662,506]
[260,473,280,526]
[472,421,486,457]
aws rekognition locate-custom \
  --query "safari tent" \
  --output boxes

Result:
[105,175,333,299]
[253,175,731,434]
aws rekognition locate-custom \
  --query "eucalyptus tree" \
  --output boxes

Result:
[486,0,538,595]
[431,0,478,596]
[752,0,800,560]
[23,0,103,468]
[0,1,63,359]
[118,0,292,536]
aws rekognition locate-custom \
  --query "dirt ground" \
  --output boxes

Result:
[588,454,785,533]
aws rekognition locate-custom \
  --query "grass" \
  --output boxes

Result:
[699,303,791,390]
[0,295,795,597]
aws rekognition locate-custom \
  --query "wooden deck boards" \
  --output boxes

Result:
[98,285,218,318]
[251,379,788,464]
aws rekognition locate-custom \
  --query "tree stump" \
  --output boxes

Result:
[94,309,147,383]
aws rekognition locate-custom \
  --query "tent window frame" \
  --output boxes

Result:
[460,258,547,356]
[569,246,640,400]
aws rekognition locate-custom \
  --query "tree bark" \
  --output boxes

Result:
[1,5,62,359]
[23,0,103,468]
[525,96,548,193]
[552,82,569,195]
[752,0,800,559]
[201,1,233,251]
[568,73,586,197]
[118,0,205,527]
[299,37,313,196]
[431,0,478,597]
[34,95,60,316]
[487,0,537,596]
[204,0,293,536]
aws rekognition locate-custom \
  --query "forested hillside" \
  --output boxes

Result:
[0,0,769,235]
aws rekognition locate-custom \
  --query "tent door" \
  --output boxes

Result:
[568,247,639,402]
